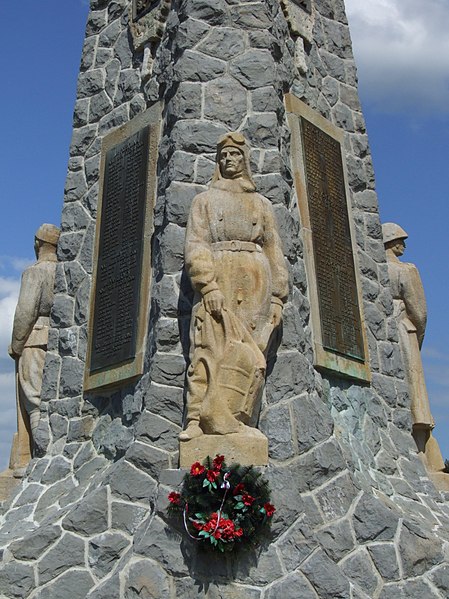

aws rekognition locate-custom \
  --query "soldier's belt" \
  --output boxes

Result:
[212,241,262,253]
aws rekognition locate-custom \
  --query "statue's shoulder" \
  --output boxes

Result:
[192,189,214,206]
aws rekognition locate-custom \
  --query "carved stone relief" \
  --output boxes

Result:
[280,0,314,74]
[179,133,289,466]
[129,0,172,80]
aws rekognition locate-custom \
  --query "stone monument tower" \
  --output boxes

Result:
[1,0,449,597]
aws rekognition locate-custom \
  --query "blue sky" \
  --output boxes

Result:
[0,0,448,469]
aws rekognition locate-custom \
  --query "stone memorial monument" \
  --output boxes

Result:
[383,222,446,474]
[1,1,449,597]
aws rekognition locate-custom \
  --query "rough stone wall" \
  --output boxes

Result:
[1,0,449,597]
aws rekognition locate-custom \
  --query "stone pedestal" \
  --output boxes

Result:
[0,469,20,502]
[179,430,268,467]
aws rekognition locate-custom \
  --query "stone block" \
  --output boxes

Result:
[204,76,247,129]
[291,392,334,454]
[314,472,358,522]
[38,533,85,585]
[60,356,84,396]
[88,532,130,578]
[176,18,211,53]
[316,518,355,562]
[67,416,95,443]
[232,544,283,585]
[340,548,382,596]
[51,295,75,328]
[198,27,246,60]
[266,350,314,403]
[124,558,172,598]
[180,0,228,25]
[62,487,109,536]
[0,562,35,598]
[41,456,72,485]
[126,442,171,478]
[179,429,268,467]
[165,181,205,227]
[230,49,276,89]
[70,125,98,156]
[107,460,157,503]
[158,223,185,273]
[265,573,318,599]
[144,383,184,426]
[259,402,295,460]
[353,493,399,543]
[277,517,317,572]
[398,520,444,577]
[41,353,62,401]
[301,549,350,598]
[175,50,226,82]
[171,120,228,153]
[232,3,271,29]
[367,543,400,581]
[9,525,60,561]
[111,501,148,535]
[429,565,449,596]
[243,112,278,149]
[151,352,186,388]
[136,411,182,452]
[35,570,95,599]
[134,516,188,576]
[58,231,84,261]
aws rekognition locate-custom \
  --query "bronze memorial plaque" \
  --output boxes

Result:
[90,126,150,373]
[300,117,365,361]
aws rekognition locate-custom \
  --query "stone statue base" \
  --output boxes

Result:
[179,429,268,467]
[0,469,21,502]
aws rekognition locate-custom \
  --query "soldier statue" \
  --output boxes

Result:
[9,224,60,448]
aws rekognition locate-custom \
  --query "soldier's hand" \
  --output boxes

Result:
[269,302,283,328]
[204,289,225,320]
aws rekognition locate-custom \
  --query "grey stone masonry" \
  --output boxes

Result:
[1,0,449,597]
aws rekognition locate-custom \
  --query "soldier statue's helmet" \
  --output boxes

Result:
[382,222,408,246]
[35,224,61,246]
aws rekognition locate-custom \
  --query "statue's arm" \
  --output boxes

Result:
[262,200,289,304]
[185,195,219,296]
[10,268,41,357]
[402,264,427,347]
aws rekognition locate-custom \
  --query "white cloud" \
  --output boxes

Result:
[345,0,449,114]
[0,276,20,470]
[0,372,17,471]
[0,276,20,359]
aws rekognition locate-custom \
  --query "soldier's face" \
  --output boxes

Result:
[392,239,406,257]
[219,147,244,179]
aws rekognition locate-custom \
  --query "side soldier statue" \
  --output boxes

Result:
[383,222,445,473]
[8,224,60,448]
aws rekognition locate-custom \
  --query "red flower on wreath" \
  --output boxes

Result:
[213,454,225,470]
[190,461,205,476]
[264,502,275,517]
[242,493,255,506]
[233,482,245,495]
[168,492,181,505]
[206,469,219,483]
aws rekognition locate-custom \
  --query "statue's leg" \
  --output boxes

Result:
[18,347,45,439]
[179,359,206,441]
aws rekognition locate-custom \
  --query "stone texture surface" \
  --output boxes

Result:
[1,0,449,598]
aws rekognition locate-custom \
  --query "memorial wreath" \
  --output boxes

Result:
[167,455,275,553]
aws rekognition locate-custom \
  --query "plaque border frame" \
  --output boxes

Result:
[285,93,371,382]
[84,104,161,392]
